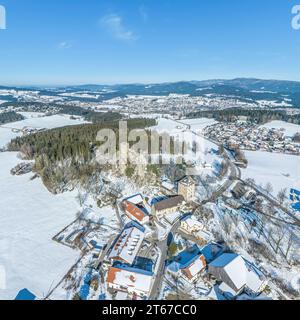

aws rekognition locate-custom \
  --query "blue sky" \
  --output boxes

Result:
[0,0,300,85]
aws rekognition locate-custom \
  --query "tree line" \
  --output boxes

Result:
[0,111,25,125]
[187,108,300,125]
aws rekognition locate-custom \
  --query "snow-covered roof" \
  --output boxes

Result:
[161,181,175,191]
[125,194,144,205]
[182,215,203,230]
[209,254,266,294]
[107,266,152,296]
[219,282,239,298]
[108,226,145,265]
[195,230,211,241]
[123,200,149,222]
[164,211,181,224]
[182,255,206,280]
[200,243,223,263]
[168,244,206,277]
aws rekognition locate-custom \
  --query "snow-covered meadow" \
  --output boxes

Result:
[260,121,300,138]
[0,114,89,299]
[0,113,88,149]
[0,152,80,300]
[151,118,221,171]
[242,151,300,196]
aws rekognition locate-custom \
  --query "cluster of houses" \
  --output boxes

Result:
[166,242,268,300]
[103,176,198,299]
[105,222,154,300]
[204,122,300,155]
[102,173,268,300]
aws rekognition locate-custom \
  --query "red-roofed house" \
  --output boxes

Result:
[122,194,150,225]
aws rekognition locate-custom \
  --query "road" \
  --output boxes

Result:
[241,179,300,226]
[149,218,182,300]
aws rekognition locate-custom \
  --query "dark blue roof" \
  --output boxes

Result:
[150,196,168,206]
[124,221,145,232]
[292,202,300,212]
[170,244,202,269]
[15,289,36,300]
[291,189,300,196]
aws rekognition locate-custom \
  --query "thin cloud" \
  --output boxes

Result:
[139,5,148,22]
[58,41,73,49]
[100,14,137,41]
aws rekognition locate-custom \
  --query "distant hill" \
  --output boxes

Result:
[66,78,300,106]
[1,78,300,107]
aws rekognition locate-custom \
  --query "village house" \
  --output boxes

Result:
[107,265,152,300]
[177,176,196,202]
[108,224,145,265]
[167,244,207,284]
[180,215,204,233]
[151,195,185,219]
[122,194,150,225]
[208,253,267,299]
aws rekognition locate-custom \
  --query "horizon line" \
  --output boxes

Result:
[1,76,300,88]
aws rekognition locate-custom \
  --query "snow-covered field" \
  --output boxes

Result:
[0,113,87,149]
[260,121,300,138]
[0,114,89,299]
[180,118,218,132]
[0,152,80,300]
[151,117,221,173]
[242,151,300,196]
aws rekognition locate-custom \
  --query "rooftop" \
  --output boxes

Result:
[107,266,152,296]
[209,253,266,293]
[108,226,145,265]
[153,195,184,212]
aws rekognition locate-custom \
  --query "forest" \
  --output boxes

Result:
[0,111,24,124]
[8,117,157,193]
[187,108,300,125]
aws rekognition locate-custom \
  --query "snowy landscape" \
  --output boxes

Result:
[0,84,300,302]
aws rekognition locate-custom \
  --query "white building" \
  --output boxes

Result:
[208,253,267,298]
[108,225,145,265]
[180,215,204,233]
[107,266,152,299]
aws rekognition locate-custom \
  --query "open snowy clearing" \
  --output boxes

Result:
[0,152,80,300]
[180,118,218,132]
[260,121,300,138]
[242,151,300,196]
[0,114,89,299]
[0,113,88,148]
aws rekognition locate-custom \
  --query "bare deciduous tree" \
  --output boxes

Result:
[277,188,287,205]
[265,182,273,195]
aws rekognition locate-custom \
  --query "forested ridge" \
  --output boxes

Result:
[0,111,25,124]
[0,101,122,123]
[187,108,300,125]
[8,118,157,193]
